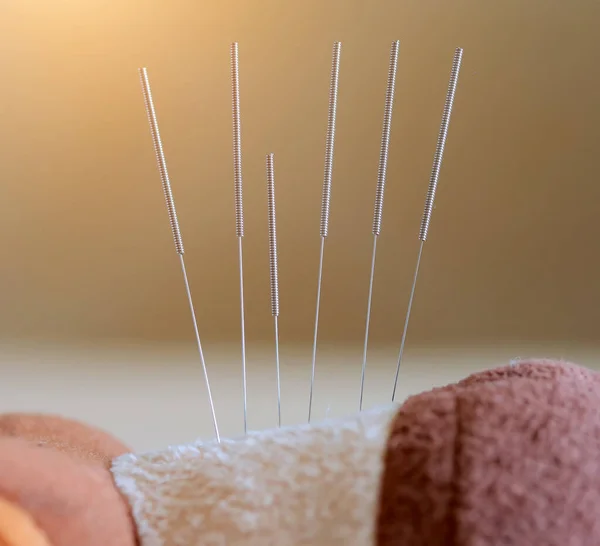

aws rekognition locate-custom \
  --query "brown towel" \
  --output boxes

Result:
[378,358,600,545]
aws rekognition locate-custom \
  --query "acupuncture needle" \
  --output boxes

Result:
[308,41,342,423]
[266,153,282,427]
[391,47,463,402]
[359,40,400,412]
[138,67,220,442]
[230,42,249,435]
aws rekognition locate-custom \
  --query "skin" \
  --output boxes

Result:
[0,414,137,546]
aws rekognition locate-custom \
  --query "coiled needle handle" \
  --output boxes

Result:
[231,42,249,435]
[138,67,220,442]
[308,41,342,423]
[359,40,400,411]
[391,47,463,402]
[266,154,282,427]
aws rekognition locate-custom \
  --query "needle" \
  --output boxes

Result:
[138,67,220,442]
[266,153,282,427]
[230,42,249,434]
[308,41,342,423]
[359,40,400,412]
[391,47,464,402]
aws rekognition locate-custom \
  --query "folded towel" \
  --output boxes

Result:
[112,359,600,546]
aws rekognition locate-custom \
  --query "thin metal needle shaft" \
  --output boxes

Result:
[138,67,220,442]
[359,40,400,412]
[391,241,423,400]
[308,41,341,423]
[392,47,463,402]
[308,237,325,423]
[237,237,247,432]
[266,154,282,427]
[231,42,248,434]
[274,315,281,427]
[359,235,378,410]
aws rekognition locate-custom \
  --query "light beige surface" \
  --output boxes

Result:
[1,342,598,451]
[112,405,394,545]
[1,0,599,347]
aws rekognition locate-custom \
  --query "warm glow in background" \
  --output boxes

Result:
[0,0,599,448]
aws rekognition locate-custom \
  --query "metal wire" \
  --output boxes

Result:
[359,235,378,411]
[308,237,325,423]
[419,47,463,242]
[230,42,248,434]
[138,67,220,442]
[231,42,244,239]
[392,47,464,401]
[372,40,400,237]
[266,154,280,318]
[359,41,401,411]
[274,315,282,427]
[308,42,342,423]
[139,68,185,255]
[266,153,282,426]
[320,41,342,239]
[391,240,423,401]
[237,236,248,434]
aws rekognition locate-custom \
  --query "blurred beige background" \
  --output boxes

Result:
[0,0,599,449]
